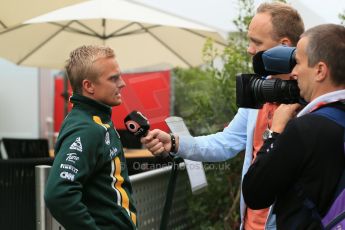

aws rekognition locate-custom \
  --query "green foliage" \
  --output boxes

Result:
[233,0,255,33]
[172,0,255,228]
[173,67,235,135]
[201,0,254,117]
[340,10,345,25]
[185,156,244,230]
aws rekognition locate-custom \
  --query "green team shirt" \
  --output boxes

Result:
[45,94,137,230]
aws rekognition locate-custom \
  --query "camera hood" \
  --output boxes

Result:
[253,45,296,76]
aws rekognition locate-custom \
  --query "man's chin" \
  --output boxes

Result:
[299,93,309,103]
[112,100,122,107]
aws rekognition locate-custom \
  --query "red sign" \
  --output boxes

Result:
[54,70,171,133]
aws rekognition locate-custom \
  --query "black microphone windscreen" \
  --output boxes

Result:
[124,111,150,137]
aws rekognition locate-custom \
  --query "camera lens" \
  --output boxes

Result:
[278,80,300,103]
[250,77,300,105]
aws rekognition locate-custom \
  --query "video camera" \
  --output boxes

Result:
[236,45,302,109]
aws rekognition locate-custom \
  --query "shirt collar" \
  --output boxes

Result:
[297,89,345,117]
[70,94,112,118]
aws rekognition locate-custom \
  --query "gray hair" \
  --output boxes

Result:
[302,24,345,86]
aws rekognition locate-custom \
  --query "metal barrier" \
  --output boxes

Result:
[35,164,190,230]
[35,165,56,230]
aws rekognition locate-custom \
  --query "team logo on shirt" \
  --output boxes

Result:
[60,171,75,181]
[105,132,110,145]
[66,153,79,163]
[109,147,118,158]
[69,137,83,152]
[60,164,78,173]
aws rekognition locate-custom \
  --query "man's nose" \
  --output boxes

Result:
[290,67,298,80]
[247,44,256,56]
[118,77,126,88]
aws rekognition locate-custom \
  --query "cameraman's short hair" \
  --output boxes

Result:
[257,2,304,46]
[65,45,115,94]
[302,24,345,86]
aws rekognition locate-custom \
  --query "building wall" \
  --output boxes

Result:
[0,59,40,139]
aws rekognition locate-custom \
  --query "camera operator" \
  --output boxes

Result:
[141,2,304,229]
[242,24,345,229]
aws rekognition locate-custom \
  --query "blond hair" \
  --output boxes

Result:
[65,45,115,94]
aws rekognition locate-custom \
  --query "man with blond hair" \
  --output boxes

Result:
[45,45,137,230]
[142,2,304,229]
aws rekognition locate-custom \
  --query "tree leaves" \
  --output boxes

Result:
[172,0,255,228]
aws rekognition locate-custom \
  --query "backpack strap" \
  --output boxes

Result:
[312,106,345,129]
[313,106,345,229]
[323,173,345,229]
[313,106,345,196]
[292,106,345,229]
[291,182,324,229]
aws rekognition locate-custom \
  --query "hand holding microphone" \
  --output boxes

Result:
[124,111,177,156]
[124,111,182,230]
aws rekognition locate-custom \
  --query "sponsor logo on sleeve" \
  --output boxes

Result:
[109,147,118,159]
[66,153,80,163]
[60,164,79,173]
[60,171,75,181]
[105,132,110,145]
[69,137,83,152]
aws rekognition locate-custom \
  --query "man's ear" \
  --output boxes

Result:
[315,61,328,82]
[280,37,292,46]
[82,79,94,94]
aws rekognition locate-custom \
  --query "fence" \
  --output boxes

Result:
[36,163,190,230]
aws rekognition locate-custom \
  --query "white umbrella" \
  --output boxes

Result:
[0,0,86,29]
[251,0,345,29]
[0,0,226,70]
[289,0,345,29]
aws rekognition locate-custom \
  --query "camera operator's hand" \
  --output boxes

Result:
[271,103,301,133]
[140,129,178,156]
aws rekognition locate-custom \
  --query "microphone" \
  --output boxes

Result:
[124,110,170,158]
[124,110,150,137]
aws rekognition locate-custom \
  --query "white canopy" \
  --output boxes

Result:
[0,0,226,70]
[0,0,85,29]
